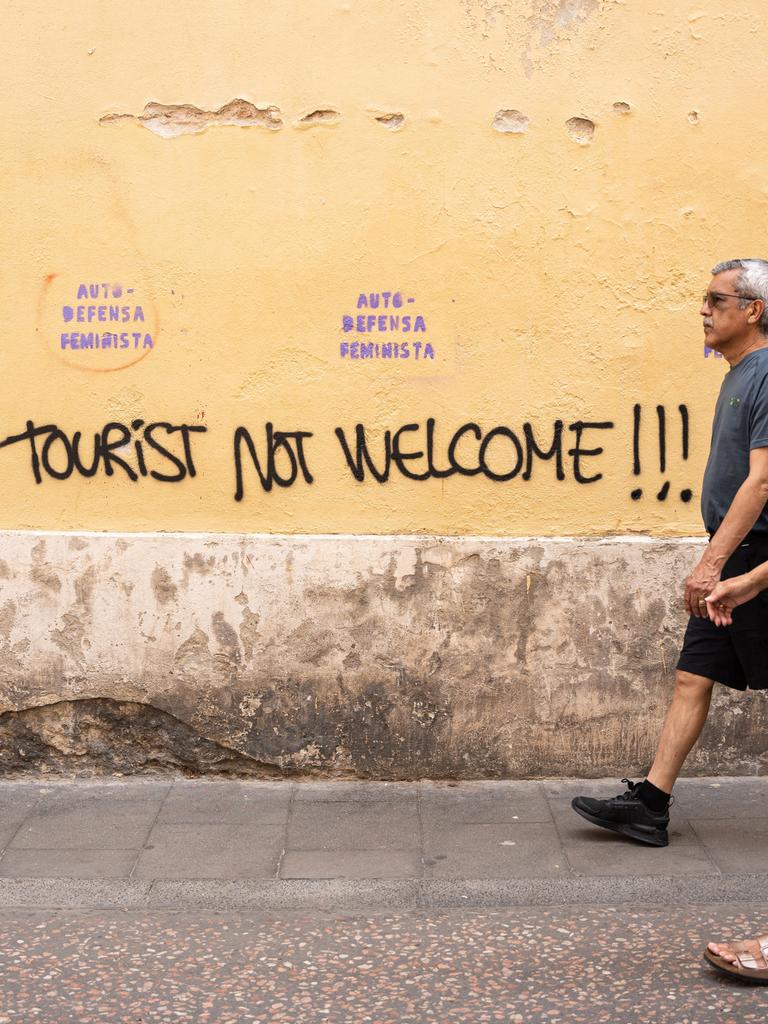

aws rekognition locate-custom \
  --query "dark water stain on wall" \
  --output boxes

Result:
[0,699,283,777]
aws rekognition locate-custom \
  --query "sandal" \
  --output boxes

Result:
[704,936,768,984]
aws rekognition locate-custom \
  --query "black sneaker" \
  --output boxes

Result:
[571,779,670,847]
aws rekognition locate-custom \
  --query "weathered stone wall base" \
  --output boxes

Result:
[0,531,765,779]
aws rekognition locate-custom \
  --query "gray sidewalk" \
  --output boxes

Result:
[0,776,765,910]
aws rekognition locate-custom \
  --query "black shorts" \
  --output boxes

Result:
[677,533,768,691]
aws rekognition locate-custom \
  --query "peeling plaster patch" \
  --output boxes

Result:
[0,560,10,579]
[613,101,631,115]
[211,611,242,667]
[106,386,146,423]
[531,0,599,47]
[100,99,283,138]
[374,112,405,131]
[0,600,16,640]
[174,627,211,672]
[343,646,361,669]
[50,611,88,667]
[30,565,62,592]
[151,566,178,605]
[239,608,261,661]
[493,109,530,134]
[99,112,134,125]
[688,110,700,125]
[565,116,595,144]
[239,694,263,719]
[290,742,325,770]
[297,108,341,128]
[184,553,215,576]
[74,566,97,610]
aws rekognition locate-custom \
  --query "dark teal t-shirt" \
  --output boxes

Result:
[701,347,768,534]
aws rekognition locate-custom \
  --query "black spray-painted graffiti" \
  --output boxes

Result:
[332,419,612,484]
[0,421,207,482]
[233,424,314,500]
[232,418,614,499]
[630,404,692,502]
[232,407,692,500]
[0,406,693,502]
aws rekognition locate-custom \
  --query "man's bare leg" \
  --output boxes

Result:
[646,669,715,794]
[571,668,717,845]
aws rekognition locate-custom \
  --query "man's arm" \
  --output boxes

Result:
[685,446,768,617]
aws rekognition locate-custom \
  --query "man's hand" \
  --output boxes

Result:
[705,574,761,627]
[684,559,722,618]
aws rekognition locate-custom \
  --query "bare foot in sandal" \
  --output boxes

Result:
[704,936,768,983]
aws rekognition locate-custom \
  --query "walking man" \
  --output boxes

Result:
[571,258,768,848]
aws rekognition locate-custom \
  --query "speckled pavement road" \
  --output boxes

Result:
[2,777,768,1022]
[1,903,767,1023]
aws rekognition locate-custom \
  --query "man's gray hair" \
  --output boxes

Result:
[712,258,768,335]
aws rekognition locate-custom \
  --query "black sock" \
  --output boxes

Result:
[637,779,670,812]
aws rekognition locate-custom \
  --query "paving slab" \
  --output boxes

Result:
[0,823,30,853]
[0,783,43,819]
[280,849,423,880]
[292,781,420,803]
[423,822,567,878]
[420,781,551,824]
[0,785,50,851]
[689,817,768,873]
[673,777,768,818]
[0,848,138,879]
[133,823,285,879]
[10,784,169,850]
[287,801,420,851]
[158,780,292,824]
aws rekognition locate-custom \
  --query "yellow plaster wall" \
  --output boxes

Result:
[3,0,766,536]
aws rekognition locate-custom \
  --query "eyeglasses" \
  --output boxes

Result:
[702,291,760,307]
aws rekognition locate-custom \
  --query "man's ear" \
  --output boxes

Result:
[748,299,765,326]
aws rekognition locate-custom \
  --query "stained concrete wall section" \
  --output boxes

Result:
[1,532,765,779]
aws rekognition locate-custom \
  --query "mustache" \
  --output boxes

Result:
[703,319,713,328]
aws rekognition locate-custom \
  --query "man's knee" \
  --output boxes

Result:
[674,669,716,696]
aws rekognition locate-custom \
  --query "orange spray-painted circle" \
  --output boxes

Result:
[37,273,159,373]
